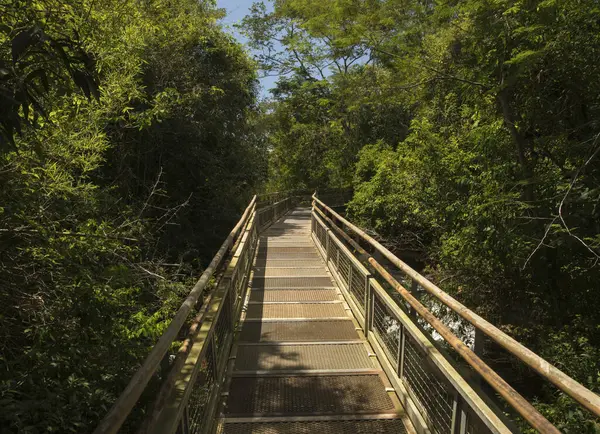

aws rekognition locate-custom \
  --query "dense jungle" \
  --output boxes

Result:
[1,0,599,432]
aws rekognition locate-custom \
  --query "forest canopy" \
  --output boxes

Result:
[241,0,600,431]
[1,0,265,431]
[1,0,600,432]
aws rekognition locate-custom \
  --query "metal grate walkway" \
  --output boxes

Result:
[221,208,413,434]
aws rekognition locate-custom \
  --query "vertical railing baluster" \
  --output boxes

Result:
[459,408,468,434]
[369,287,375,334]
[230,277,236,330]
[326,229,332,264]
[451,394,467,434]
[398,325,406,379]
[210,332,218,376]
[347,264,353,294]
[364,277,371,338]
[396,324,403,376]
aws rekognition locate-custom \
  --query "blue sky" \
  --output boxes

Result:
[217,0,279,98]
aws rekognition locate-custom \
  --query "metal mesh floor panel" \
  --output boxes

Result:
[248,289,339,303]
[223,419,407,434]
[263,230,310,235]
[254,268,328,277]
[264,233,311,239]
[238,320,359,342]
[234,344,373,371]
[268,223,310,228]
[269,223,310,230]
[216,208,413,434]
[251,277,333,289]
[258,246,317,254]
[256,252,322,260]
[245,303,347,319]
[262,231,311,236]
[253,259,324,268]
[225,375,394,415]
[260,237,312,243]
[260,242,314,248]
[259,242,314,248]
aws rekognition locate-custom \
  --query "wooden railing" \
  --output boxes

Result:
[311,195,600,434]
[93,189,599,434]
[93,194,296,434]
[256,188,352,209]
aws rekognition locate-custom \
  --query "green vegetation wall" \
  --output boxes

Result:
[243,0,600,431]
[0,0,265,432]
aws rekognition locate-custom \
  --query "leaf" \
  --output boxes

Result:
[12,28,39,62]
[50,40,71,70]
[26,89,47,118]
[71,70,91,99]
[26,69,49,92]
[504,49,542,66]
[87,75,100,100]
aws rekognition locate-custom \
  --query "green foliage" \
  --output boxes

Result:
[0,0,265,432]
[247,0,600,429]
[0,0,100,150]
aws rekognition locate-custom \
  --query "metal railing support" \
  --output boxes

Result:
[398,325,406,379]
[94,197,257,434]
[363,276,372,338]
[310,196,567,434]
[95,194,296,434]
[312,194,600,421]
[450,395,463,434]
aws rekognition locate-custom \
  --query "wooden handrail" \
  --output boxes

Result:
[311,210,514,433]
[312,195,600,419]
[93,196,257,434]
[311,206,558,433]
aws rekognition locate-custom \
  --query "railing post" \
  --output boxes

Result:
[311,203,315,234]
[364,277,371,338]
[451,394,467,434]
[369,288,375,337]
[211,331,219,371]
[230,277,237,330]
[325,229,332,264]
[396,324,405,378]
[398,325,406,379]
[347,264,353,292]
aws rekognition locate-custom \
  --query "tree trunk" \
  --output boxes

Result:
[498,88,534,202]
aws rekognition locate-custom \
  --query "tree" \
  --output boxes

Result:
[0,1,265,432]
[246,0,600,430]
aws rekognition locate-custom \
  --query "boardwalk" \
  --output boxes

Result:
[222,208,412,433]
[96,197,598,434]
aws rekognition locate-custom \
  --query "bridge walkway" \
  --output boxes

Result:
[94,196,600,434]
[220,208,413,433]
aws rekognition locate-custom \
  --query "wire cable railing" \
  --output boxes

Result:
[311,194,600,434]
[93,194,296,434]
